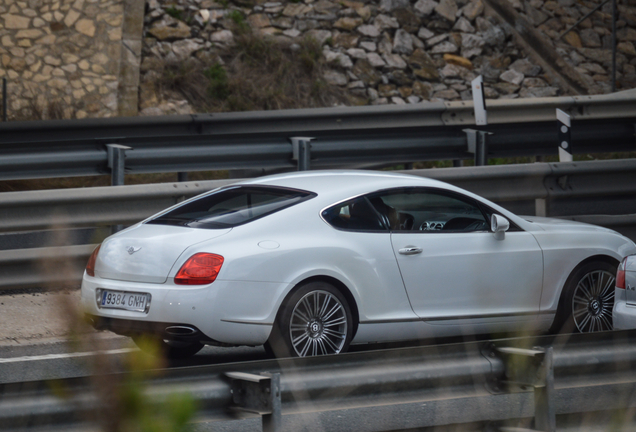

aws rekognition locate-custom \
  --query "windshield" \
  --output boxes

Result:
[147,185,315,229]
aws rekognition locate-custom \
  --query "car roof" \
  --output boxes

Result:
[236,170,450,198]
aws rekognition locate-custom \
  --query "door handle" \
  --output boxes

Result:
[399,247,422,255]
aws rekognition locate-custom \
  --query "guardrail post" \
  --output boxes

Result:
[290,137,313,171]
[106,144,132,186]
[226,371,282,432]
[464,129,491,166]
[496,346,556,432]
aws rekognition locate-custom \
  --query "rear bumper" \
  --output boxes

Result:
[85,314,231,345]
[81,273,281,346]
[613,289,636,329]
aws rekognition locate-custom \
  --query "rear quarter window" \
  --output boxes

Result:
[147,186,315,229]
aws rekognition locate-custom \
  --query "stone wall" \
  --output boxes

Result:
[139,0,636,115]
[0,0,143,119]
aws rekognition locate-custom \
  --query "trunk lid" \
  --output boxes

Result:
[95,224,231,283]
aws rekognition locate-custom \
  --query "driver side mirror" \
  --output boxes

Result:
[491,214,510,240]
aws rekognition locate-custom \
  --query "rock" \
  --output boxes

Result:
[492,82,519,94]
[412,81,434,98]
[407,95,421,103]
[323,69,348,85]
[526,7,549,26]
[374,14,399,30]
[380,0,410,12]
[347,48,367,59]
[75,19,96,37]
[563,31,582,48]
[347,80,365,90]
[519,86,559,98]
[357,25,380,37]
[453,17,475,33]
[398,86,413,98]
[360,41,377,51]
[433,88,460,99]
[171,39,203,60]
[476,17,505,47]
[314,0,340,14]
[2,14,31,29]
[431,41,458,53]
[389,69,413,85]
[271,17,293,29]
[509,58,541,76]
[523,77,548,87]
[435,0,458,23]
[367,53,386,68]
[283,29,301,38]
[440,63,464,78]
[462,0,484,21]
[444,53,472,69]
[408,49,439,79]
[392,29,413,54]
[461,33,484,52]
[378,83,397,96]
[383,53,408,69]
[334,17,363,31]
[500,69,524,85]
[393,8,421,33]
[353,59,382,85]
[282,3,312,17]
[211,30,234,44]
[150,21,192,41]
[580,29,601,47]
[618,42,636,57]
[579,62,606,74]
[418,27,435,40]
[333,33,360,49]
[392,96,406,104]
[427,34,449,47]
[414,0,438,16]
[247,14,270,28]
[305,29,332,45]
[617,27,636,41]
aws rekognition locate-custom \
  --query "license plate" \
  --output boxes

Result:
[99,290,150,312]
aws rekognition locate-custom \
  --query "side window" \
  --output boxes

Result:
[322,197,387,232]
[370,190,489,233]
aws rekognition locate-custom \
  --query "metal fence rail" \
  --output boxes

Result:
[0,90,634,181]
[2,158,636,291]
[2,330,636,432]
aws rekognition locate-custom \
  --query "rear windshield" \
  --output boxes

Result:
[147,185,315,229]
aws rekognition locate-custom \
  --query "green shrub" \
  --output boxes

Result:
[165,6,183,21]
[204,63,230,100]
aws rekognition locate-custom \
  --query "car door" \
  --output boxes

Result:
[371,188,544,325]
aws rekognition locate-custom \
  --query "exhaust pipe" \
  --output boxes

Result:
[165,326,198,336]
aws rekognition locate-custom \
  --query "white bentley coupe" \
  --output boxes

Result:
[81,171,636,358]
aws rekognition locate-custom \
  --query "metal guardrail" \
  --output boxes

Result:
[2,330,636,431]
[0,91,634,180]
[2,158,636,291]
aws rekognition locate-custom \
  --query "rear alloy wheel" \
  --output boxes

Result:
[267,282,353,358]
[132,335,204,359]
[555,261,616,333]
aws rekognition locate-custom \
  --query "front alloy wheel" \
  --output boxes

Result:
[553,260,617,334]
[571,269,615,332]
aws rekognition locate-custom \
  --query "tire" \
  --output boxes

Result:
[553,261,617,334]
[132,335,204,359]
[266,281,354,358]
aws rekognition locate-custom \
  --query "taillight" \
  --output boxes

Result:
[617,257,627,289]
[86,245,101,277]
[175,253,224,285]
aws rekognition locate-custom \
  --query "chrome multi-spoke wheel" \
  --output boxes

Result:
[571,270,615,332]
[267,281,354,358]
[553,261,618,334]
[289,290,348,356]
